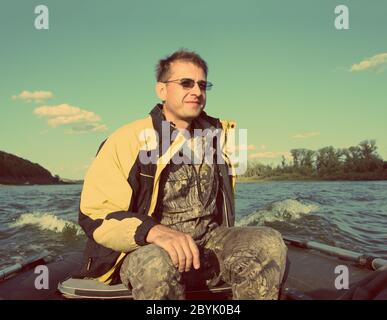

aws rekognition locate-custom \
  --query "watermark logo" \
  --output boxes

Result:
[34,5,49,30]
[334,265,349,290]
[34,265,49,290]
[138,121,248,175]
[334,5,349,30]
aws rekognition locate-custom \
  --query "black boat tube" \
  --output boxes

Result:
[284,237,387,270]
[0,250,51,282]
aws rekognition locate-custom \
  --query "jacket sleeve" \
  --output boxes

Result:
[79,127,158,253]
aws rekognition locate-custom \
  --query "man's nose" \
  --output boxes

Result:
[191,82,202,96]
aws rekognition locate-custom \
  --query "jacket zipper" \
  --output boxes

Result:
[222,188,230,227]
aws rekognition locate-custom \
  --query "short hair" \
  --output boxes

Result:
[155,49,208,82]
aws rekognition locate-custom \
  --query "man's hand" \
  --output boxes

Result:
[146,224,200,273]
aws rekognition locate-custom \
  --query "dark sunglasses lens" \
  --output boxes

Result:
[180,79,195,89]
[198,81,207,90]
[179,79,213,91]
[202,81,213,90]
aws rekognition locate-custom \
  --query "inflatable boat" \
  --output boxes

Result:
[1,237,386,300]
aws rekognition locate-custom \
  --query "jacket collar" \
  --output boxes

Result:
[149,103,222,138]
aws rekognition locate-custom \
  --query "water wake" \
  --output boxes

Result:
[236,198,319,226]
[11,212,83,236]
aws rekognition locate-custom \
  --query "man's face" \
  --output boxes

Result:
[161,61,207,121]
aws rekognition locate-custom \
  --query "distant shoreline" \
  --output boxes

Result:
[0,180,83,186]
[0,150,85,186]
[2,177,387,186]
[237,176,387,183]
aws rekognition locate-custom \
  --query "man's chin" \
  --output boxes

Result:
[184,104,203,114]
[183,110,202,120]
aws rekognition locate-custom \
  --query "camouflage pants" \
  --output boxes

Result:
[119,226,287,300]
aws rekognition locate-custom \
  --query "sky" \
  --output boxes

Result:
[1,0,386,179]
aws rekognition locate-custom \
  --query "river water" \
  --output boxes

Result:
[1,181,386,270]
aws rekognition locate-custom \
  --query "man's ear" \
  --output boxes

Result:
[155,82,167,102]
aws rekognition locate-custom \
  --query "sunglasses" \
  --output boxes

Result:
[163,78,213,91]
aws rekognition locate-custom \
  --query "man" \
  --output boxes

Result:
[78,49,287,299]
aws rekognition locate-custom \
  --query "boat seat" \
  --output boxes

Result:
[58,277,233,300]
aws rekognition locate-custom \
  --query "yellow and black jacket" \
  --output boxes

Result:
[77,104,236,284]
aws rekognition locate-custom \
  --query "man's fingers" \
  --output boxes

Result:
[172,242,187,273]
[186,236,200,269]
[165,243,179,268]
[152,229,200,272]
[180,237,194,272]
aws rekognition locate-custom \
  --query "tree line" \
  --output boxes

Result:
[242,140,387,180]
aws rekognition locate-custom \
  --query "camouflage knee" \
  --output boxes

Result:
[119,244,185,300]
[218,227,287,300]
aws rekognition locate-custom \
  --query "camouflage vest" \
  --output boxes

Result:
[155,132,219,245]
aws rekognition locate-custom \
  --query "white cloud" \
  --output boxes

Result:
[235,144,256,151]
[292,132,320,139]
[34,103,107,133]
[66,123,108,134]
[249,151,292,160]
[350,53,387,72]
[12,90,53,103]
